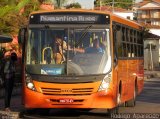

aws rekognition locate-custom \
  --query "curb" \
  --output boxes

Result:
[0,111,20,119]
[144,71,160,80]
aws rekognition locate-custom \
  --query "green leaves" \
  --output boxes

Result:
[15,0,30,12]
[95,0,133,10]
[0,0,30,17]
[0,0,40,35]
[66,2,81,9]
[0,5,14,17]
[53,0,66,8]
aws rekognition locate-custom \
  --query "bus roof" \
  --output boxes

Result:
[30,9,143,30]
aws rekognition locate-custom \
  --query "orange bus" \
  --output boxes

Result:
[18,9,144,114]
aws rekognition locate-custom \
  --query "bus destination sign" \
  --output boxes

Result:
[29,13,110,24]
[40,15,98,23]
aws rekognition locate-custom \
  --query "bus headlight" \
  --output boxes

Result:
[101,81,110,89]
[25,74,36,91]
[98,73,111,91]
[27,82,34,89]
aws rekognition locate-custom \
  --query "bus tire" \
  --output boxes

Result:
[126,85,137,107]
[25,108,37,115]
[119,102,126,107]
[107,106,118,116]
[107,87,121,116]
[38,108,50,116]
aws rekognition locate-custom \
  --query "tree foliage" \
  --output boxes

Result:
[0,0,42,35]
[53,0,67,8]
[95,0,134,10]
[66,2,81,9]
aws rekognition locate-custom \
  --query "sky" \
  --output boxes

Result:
[74,0,143,9]
[135,0,142,2]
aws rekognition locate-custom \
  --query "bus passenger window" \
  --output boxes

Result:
[122,43,127,57]
[131,44,134,57]
[122,27,126,41]
[127,43,131,58]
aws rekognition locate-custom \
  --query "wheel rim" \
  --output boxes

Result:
[117,93,121,105]
[133,87,137,105]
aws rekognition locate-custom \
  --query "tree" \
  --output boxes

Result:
[66,2,81,9]
[95,0,134,10]
[94,0,106,7]
[53,0,67,8]
[0,0,41,35]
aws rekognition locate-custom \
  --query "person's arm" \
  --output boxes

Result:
[69,47,85,53]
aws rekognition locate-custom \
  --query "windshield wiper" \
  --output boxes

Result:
[75,25,92,47]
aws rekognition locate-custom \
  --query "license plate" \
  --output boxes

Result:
[59,98,74,103]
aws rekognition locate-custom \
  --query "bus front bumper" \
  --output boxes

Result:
[24,88,116,109]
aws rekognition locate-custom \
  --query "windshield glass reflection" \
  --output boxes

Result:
[26,27,111,75]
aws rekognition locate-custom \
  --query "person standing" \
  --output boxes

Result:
[4,52,17,112]
[0,48,6,86]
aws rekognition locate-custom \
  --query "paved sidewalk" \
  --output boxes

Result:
[0,95,23,119]
[144,70,160,79]
[0,111,20,119]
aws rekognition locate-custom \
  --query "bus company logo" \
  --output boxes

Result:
[61,89,73,92]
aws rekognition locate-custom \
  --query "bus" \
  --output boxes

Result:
[18,9,144,114]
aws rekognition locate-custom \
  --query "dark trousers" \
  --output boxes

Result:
[4,77,14,108]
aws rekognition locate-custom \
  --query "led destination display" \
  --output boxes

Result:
[40,15,98,22]
[29,12,110,24]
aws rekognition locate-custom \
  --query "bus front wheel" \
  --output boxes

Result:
[107,90,121,115]
[107,106,118,116]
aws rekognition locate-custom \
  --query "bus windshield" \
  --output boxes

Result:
[26,26,111,76]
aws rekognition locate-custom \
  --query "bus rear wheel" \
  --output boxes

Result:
[125,86,137,107]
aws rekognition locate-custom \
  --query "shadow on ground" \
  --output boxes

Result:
[137,79,160,104]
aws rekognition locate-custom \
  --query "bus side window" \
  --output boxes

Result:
[114,24,122,58]
[127,43,131,58]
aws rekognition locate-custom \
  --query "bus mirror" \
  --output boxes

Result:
[18,27,27,44]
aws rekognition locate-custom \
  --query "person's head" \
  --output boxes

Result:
[55,36,67,49]
[4,51,11,59]
[55,36,63,45]
[11,52,17,62]
[93,39,100,48]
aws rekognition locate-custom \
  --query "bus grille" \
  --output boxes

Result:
[41,88,94,96]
